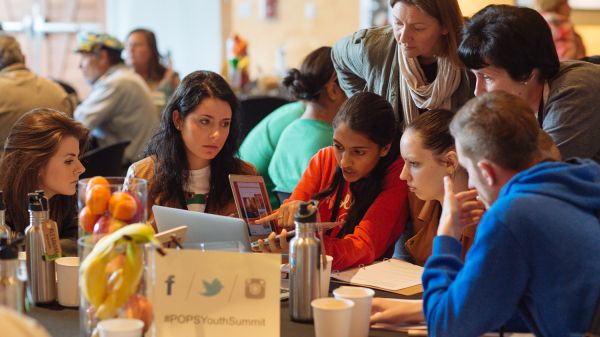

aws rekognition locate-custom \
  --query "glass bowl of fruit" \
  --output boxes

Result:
[77,176,148,240]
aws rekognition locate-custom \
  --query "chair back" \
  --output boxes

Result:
[80,140,130,178]
[239,96,290,140]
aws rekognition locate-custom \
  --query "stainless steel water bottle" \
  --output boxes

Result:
[289,200,321,322]
[0,234,24,312]
[0,191,12,242]
[25,193,56,304]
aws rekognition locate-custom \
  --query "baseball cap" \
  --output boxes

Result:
[74,31,123,53]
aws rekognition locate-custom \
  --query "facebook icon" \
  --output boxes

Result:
[165,275,175,296]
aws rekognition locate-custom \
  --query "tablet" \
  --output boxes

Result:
[229,174,275,239]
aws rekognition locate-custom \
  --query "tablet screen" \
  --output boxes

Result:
[229,175,274,237]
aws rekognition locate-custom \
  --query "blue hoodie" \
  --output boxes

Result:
[422,159,600,337]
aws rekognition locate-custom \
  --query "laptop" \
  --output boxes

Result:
[153,205,252,252]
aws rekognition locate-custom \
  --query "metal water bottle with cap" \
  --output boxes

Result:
[289,200,321,322]
[0,191,12,242]
[0,234,24,312]
[25,193,56,304]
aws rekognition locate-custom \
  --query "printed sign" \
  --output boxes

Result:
[148,249,280,337]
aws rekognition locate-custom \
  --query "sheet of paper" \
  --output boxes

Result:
[331,259,423,291]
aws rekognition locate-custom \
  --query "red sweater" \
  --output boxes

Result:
[289,146,409,271]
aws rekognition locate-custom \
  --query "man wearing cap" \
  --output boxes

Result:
[0,34,73,153]
[74,31,157,165]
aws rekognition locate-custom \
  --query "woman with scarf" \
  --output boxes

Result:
[331,0,473,129]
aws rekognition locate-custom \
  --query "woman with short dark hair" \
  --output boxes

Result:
[460,4,600,163]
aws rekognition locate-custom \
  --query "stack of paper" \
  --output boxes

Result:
[331,259,424,294]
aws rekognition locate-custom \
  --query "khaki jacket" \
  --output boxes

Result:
[0,63,73,150]
[405,193,477,266]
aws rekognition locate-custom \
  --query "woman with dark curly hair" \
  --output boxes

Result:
[126,70,256,231]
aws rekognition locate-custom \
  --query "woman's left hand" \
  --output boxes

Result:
[255,228,290,253]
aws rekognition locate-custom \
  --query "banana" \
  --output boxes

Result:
[95,241,145,319]
[79,223,161,319]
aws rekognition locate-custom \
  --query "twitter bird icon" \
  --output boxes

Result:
[201,278,223,297]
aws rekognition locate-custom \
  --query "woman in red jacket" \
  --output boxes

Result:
[257,92,409,271]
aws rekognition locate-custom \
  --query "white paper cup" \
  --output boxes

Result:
[55,256,80,307]
[320,255,333,298]
[333,286,375,337]
[98,318,144,337]
[311,297,354,337]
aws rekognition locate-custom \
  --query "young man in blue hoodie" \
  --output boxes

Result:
[420,91,600,336]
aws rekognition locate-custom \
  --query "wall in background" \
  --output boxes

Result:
[229,0,359,78]
[106,0,226,79]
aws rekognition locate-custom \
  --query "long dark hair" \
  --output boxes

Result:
[0,108,89,233]
[126,28,166,82]
[144,70,243,212]
[315,92,399,237]
[281,46,334,101]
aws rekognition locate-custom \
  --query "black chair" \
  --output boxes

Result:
[80,140,130,178]
[239,96,290,140]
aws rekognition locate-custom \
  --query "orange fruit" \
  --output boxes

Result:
[85,176,109,190]
[109,192,138,221]
[85,185,111,215]
[79,206,100,234]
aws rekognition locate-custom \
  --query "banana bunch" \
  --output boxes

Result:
[80,224,161,320]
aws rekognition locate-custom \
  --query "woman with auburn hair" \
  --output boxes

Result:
[332,0,473,129]
[0,108,88,252]
[127,70,257,231]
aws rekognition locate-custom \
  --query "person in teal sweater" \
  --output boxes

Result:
[239,46,346,206]
[238,101,304,207]
[268,46,346,197]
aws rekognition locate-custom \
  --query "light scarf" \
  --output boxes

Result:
[398,48,461,127]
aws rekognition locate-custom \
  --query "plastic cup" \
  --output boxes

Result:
[333,286,375,337]
[311,297,354,337]
[320,255,333,297]
[97,318,144,337]
[55,256,80,307]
